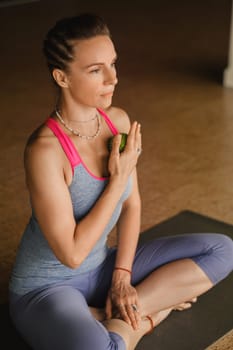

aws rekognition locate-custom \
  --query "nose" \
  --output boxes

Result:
[104,67,118,86]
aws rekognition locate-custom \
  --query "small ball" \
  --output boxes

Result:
[108,133,128,152]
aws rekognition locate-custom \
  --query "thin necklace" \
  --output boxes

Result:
[55,109,101,140]
[66,115,97,123]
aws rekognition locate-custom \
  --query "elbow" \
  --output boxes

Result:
[54,236,91,269]
[66,255,83,269]
[70,256,84,269]
[58,252,84,270]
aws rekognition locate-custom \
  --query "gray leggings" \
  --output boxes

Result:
[9,233,233,350]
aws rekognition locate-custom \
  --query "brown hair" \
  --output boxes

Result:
[43,13,110,75]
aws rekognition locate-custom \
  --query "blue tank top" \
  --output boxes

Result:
[9,109,132,296]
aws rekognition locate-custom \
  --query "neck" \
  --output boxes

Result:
[55,109,101,140]
[57,99,98,123]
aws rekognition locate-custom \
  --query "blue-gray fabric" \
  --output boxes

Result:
[9,165,132,296]
[9,233,233,350]
[8,114,233,350]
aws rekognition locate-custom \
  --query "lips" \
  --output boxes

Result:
[101,91,114,97]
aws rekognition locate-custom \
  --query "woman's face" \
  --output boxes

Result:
[63,35,118,109]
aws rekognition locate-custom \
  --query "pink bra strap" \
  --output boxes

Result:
[45,110,118,173]
[45,118,81,173]
[98,108,119,135]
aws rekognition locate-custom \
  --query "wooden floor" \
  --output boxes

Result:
[0,1,233,347]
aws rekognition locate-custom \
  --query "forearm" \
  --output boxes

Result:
[107,198,142,327]
[72,177,127,267]
[114,202,141,271]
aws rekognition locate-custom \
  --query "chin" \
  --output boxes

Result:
[97,100,112,110]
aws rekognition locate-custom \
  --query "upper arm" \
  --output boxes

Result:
[25,139,76,266]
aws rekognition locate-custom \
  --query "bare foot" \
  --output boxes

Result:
[173,297,197,311]
[152,308,172,326]
[144,298,197,335]
[89,307,106,321]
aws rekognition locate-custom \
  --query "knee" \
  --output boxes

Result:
[214,233,233,277]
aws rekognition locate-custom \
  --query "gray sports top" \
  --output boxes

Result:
[9,109,132,296]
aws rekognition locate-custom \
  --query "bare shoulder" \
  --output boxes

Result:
[24,122,61,170]
[104,106,131,133]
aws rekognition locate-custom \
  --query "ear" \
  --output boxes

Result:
[52,69,69,88]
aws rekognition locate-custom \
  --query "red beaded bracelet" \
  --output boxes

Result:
[114,267,132,275]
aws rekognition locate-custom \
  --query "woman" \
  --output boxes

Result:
[9,13,233,350]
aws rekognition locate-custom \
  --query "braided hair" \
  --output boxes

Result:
[43,13,110,78]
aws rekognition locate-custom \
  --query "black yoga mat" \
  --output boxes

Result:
[1,210,233,349]
[137,210,233,350]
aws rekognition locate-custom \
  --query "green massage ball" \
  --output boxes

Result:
[108,133,128,153]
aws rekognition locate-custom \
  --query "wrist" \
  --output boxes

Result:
[112,266,132,283]
[108,175,128,192]
[114,267,132,275]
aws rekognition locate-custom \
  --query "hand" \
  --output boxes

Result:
[105,278,141,330]
[108,122,142,184]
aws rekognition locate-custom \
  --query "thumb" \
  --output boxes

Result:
[105,295,112,320]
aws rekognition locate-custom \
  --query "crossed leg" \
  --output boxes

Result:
[90,233,233,350]
[91,258,213,350]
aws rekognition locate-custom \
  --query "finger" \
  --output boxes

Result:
[124,122,138,151]
[132,122,141,151]
[105,297,112,320]
[125,304,141,330]
[134,125,142,156]
[118,304,132,326]
[111,134,121,154]
[108,135,121,169]
[136,123,142,147]
[131,301,142,327]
